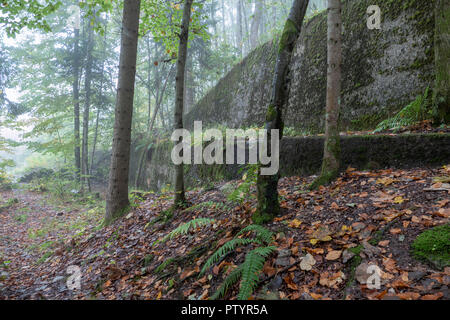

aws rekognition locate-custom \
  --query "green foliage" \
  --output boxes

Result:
[236,224,274,244]
[200,238,263,276]
[227,164,258,204]
[36,251,53,264]
[154,257,176,274]
[203,224,276,300]
[161,218,215,242]
[14,213,27,223]
[412,223,450,269]
[0,169,13,191]
[238,246,276,300]
[209,265,243,300]
[0,0,62,37]
[140,0,209,58]
[25,165,80,200]
[374,88,432,132]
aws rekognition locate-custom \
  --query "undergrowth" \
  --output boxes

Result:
[202,224,276,300]
[374,87,432,132]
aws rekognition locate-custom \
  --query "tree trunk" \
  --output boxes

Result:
[250,0,263,49]
[173,0,194,208]
[90,21,108,177]
[105,0,141,224]
[310,0,342,189]
[432,0,450,124]
[237,0,243,57]
[254,0,309,224]
[81,22,94,192]
[73,27,81,182]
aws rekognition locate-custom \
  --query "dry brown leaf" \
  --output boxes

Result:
[325,250,342,261]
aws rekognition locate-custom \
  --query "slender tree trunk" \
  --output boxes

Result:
[311,0,342,189]
[254,0,309,224]
[90,21,108,176]
[250,0,263,49]
[73,27,81,182]
[221,0,226,42]
[237,0,243,57]
[433,0,450,124]
[173,0,194,207]
[81,22,94,192]
[242,1,250,53]
[105,0,141,223]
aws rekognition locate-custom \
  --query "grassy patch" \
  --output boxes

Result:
[411,224,450,270]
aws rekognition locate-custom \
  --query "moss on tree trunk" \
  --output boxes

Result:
[432,0,450,124]
[253,0,309,224]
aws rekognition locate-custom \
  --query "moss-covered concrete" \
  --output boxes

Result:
[185,0,436,134]
[143,133,450,191]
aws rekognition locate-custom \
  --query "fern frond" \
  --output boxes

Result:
[162,218,215,242]
[210,265,243,300]
[154,257,176,274]
[200,238,262,275]
[236,224,274,244]
[237,246,276,300]
[374,88,432,132]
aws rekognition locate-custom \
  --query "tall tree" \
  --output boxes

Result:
[432,0,450,124]
[237,0,244,57]
[250,0,264,49]
[81,21,94,192]
[105,0,141,223]
[73,25,81,182]
[310,0,342,189]
[254,0,309,224]
[173,0,194,207]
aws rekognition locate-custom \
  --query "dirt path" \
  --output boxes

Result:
[0,189,102,299]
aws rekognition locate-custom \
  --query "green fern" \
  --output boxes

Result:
[374,87,431,132]
[238,246,277,300]
[210,265,243,300]
[154,257,176,274]
[236,224,274,244]
[162,218,215,242]
[205,224,276,300]
[227,164,258,204]
[200,238,262,275]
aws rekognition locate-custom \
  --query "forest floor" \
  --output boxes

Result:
[0,166,449,300]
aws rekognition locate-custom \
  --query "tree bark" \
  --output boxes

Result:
[173,0,194,207]
[81,22,94,192]
[237,0,244,57]
[250,0,263,49]
[73,27,81,182]
[90,20,108,177]
[310,0,342,189]
[432,0,450,124]
[254,0,309,224]
[105,0,141,223]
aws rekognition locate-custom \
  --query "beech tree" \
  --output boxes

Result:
[173,0,194,207]
[310,0,342,190]
[105,0,141,223]
[254,0,310,224]
[432,0,450,124]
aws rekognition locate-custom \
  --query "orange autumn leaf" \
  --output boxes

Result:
[421,292,443,300]
[397,292,420,300]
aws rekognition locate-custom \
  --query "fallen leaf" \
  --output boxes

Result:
[397,292,420,300]
[325,250,342,261]
[288,219,302,228]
